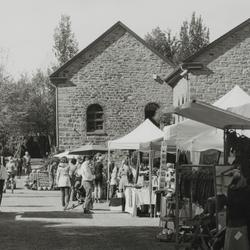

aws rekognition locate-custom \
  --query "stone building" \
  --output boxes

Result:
[165,18,250,123]
[50,21,174,150]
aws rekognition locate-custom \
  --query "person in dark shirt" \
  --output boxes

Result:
[224,171,250,250]
[94,154,104,203]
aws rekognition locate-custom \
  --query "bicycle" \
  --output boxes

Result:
[6,172,16,194]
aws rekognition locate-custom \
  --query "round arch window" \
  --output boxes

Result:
[86,104,104,132]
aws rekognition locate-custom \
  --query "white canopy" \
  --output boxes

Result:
[69,144,107,155]
[164,85,250,151]
[53,151,79,159]
[108,119,164,151]
[229,103,250,117]
[174,100,250,130]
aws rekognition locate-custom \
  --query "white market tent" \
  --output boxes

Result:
[107,119,164,213]
[229,103,250,117]
[53,151,79,159]
[108,119,164,151]
[174,100,250,130]
[164,86,250,152]
[69,144,108,155]
[167,98,250,165]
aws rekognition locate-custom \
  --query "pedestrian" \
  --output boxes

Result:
[118,158,132,192]
[0,157,8,207]
[23,151,31,175]
[6,157,16,179]
[69,158,77,181]
[72,156,85,202]
[94,154,104,203]
[56,156,71,211]
[17,157,23,178]
[109,161,119,198]
[48,159,58,190]
[81,155,95,214]
[69,158,77,199]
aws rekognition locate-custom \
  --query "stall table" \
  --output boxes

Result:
[124,185,156,216]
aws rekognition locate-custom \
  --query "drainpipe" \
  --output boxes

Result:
[49,81,59,151]
[55,86,59,149]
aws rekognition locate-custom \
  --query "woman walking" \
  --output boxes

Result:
[110,161,119,198]
[56,157,71,211]
[94,154,104,203]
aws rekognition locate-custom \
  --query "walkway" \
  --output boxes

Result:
[0,178,172,250]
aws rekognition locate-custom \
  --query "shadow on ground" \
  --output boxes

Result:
[0,211,170,250]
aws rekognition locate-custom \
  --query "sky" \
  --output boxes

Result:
[0,0,250,78]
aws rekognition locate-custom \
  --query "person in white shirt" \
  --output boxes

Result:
[81,156,95,214]
[0,158,8,207]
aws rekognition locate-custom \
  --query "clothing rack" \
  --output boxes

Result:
[173,164,218,250]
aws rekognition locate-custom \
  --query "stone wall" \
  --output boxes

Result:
[57,26,173,150]
[187,23,250,103]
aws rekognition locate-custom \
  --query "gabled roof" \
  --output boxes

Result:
[50,21,175,81]
[183,18,250,63]
[164,62,203,87]
[165,18,250,88]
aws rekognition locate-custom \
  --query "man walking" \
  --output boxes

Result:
[81,156,95,214]
[0,157,8,207]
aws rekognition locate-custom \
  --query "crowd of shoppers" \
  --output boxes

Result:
[109,157,134,198]
[54,154,104,214]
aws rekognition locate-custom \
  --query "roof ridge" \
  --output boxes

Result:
[50,21,175,78]
[183,18,250,63]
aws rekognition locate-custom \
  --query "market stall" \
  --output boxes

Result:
[159,99,250,249]
[108,119,164,216]
[164,85,250,162]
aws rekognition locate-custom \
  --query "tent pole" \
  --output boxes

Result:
[224,129,228,165]
[107,148,111,202]
[149,148,153,217]
[135,150,140,184]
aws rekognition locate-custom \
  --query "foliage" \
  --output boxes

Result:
[178,12,210,61]
[145,12,210,63]
[145,27,179,62]
[0,14,80,155]
[0,69,55,155]
[53,14,79,66]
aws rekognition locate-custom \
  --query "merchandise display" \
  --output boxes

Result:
[158,96,250,249]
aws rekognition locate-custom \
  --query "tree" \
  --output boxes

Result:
[145,27,179,62]
[145,12,209,63]
[0,69,56,156]
[178,12,209,61]
[53,14,79,66]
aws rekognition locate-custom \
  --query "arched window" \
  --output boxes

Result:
[86,104,104,133]
[145,102,160,126]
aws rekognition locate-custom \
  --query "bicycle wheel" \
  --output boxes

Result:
[11,181,14,194]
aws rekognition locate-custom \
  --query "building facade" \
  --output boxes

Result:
[50,22,174,150]
[165,18,250,119]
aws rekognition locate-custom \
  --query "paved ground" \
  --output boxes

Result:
[0,177,172,250]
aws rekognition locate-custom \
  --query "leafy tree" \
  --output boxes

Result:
[178,12,209,61]
[53,14,79,66]
[145,12,209,63]
[0,69,56,156]
[145,27,179,62]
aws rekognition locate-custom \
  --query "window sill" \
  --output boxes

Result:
[86,131,107,136]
